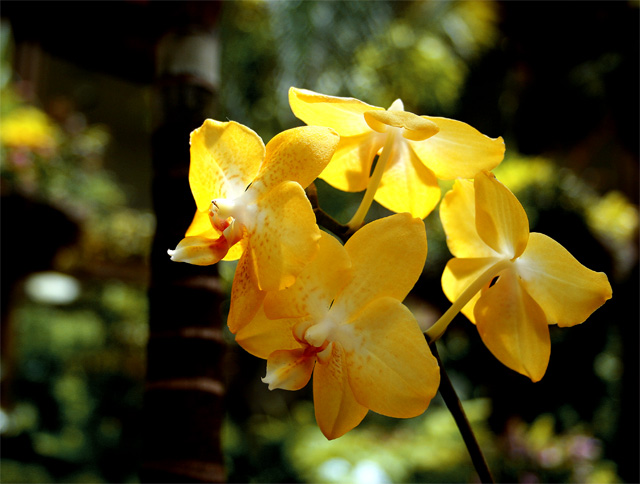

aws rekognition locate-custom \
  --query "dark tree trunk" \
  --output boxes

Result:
[141,14,226,483]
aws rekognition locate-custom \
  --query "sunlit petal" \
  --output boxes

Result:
[516,232,613,327]
[313,342,369,440]
[340,297,440,417]
[235,305,303,359]
[318,132,383,193]
[475,171,529,259]
[475,269,550,382]
[189,119,265,211]
[254,126,339,191]
[250,181,321,291]
[441,257,503,323]
[440,179,499,258]
[333,214,427,316]
[409,116,504,180]
[227,248,265,334]
[374,143,441,219]
[289,87,382,137]
[364,110,439,141]
[167,235,229,266]
[262,349,315,391]
[264,232,352,321]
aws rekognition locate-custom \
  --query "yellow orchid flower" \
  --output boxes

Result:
[289,87,505,223]
[234,213,440,440]
[432,171,612,382]
[168,119,339,310]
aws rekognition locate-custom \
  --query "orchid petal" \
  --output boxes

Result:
[289,87,382,137]
[475,171,529,259]
[364,110,439,141]
[340,297,439,417]
[185,209,217,237]
[333,214,427,316]
[189,119,265,211]
[264,232,352,321]
[516,233,613,327]
[254,126,339,191]
[440,179,500,258]
[262,348,315,391]
[475,269,550,382]
[313,342,369,440]
[235,306,303,359]
[408,116,504,180]
[167,235,229,266]
[227,248,265,334]
[374,143,441,219]
[250,181,321,291]
[318,132,383,192]
[441,257,503,323]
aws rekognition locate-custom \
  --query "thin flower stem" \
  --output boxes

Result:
[346,132,396,232]
[425,258,512,342]
[430,341,494,484]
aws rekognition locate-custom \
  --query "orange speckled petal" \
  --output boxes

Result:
[250,181,321,292]
[475,268,550,382]
[341,297,440,418]
[408,116,504,180]
[475,171,529,259]
[516,232,613,327]
[313,342,369,440]
[264,232,352,321]
[289,87,382,137]
[253,126,339,192]
[227,248,265,334]
[189,119,265,211]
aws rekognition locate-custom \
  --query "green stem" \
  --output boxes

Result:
[430,341,494,483]
[346,131,396,232]
[425,258,512,342]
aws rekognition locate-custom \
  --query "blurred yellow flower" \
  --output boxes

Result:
[289,87,505,221]
[234,214,440,440]
[168,119,339,329]
[0,105,58,151]
[437,171,612,382]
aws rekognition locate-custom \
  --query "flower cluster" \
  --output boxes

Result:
[169,88,612,439]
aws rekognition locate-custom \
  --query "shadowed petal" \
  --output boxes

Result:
[475,269,550,382]
[340,297,440,417]
[264,232,352,321]
[475,171,529,259]
[440,179,499,258]
[289,87,382,137]
[318,132,383,192]
[441,257,503,323]
[364,110,439,141]
[189,119,265,210]
[409,116,504,180]
[235,306,303,359]
[263,348,315,391]
[516,232,613,327]
[313,342,369,440]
